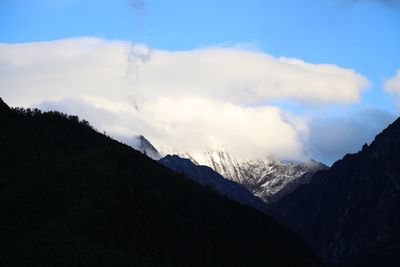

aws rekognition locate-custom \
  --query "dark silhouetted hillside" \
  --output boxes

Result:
[269,117,400,267]
[0,98,321,267]
[159,154,266,211]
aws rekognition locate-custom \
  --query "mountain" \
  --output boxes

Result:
[0,98,321,266]
[124,135,162,160]
[177,150,327,203]
[268,117,400,267]
[176,150,246,184]
[159,155,266,211]
[237,158,327,203]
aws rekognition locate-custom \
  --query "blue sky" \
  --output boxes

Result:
[2,0,399,80]
[1,0,400,163]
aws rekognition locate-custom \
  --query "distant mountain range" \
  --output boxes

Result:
[0,98,321,266]
[176,150,327,203]
[268,117,400,267]
[129,137,327,204]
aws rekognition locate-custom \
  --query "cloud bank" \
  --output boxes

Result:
[308,108,396,164]
[0,38,370,161]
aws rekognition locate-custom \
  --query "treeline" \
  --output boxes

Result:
[12,107,93,129]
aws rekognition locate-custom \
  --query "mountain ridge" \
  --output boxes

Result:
[175,150,327,203]
[268,117,400,267]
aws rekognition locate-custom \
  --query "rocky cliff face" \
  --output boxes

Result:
[177,150,327,203]
[238,158,327,203]
[268,117,400,267]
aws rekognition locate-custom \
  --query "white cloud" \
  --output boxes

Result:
[134,48,368,106]
[140,96,308,160]
[384,70,400,109]
[0,37,369,161]
[0,38,150,108]
[34,96,306,161]
[385,69,400,95]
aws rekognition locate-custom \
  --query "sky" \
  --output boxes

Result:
[1,0,400,164]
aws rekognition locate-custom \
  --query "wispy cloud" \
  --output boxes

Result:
[129,0,147,15]
[385,69,400,93]
[385,69,400,107]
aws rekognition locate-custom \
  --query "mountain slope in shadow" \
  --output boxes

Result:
[269,117,400,267]
[159,154,266,211]
[0,98,321,267]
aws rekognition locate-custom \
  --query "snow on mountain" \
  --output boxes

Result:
[128,135,162,160]
[177,150,327,203]
[176,150,246,183]
[240,158,328,203]
[130,135,327,203]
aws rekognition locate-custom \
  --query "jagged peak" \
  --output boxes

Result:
[137,135,154,147]
[371,116,400,144]
[128,134,162,160]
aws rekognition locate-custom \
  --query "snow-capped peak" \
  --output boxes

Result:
[129,135,162,160]
[174,149,328,203]
[128,136,327,203]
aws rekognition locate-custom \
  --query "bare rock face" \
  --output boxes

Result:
[176,150,327,203]
[269,117,400,267]
[238,158,327,203]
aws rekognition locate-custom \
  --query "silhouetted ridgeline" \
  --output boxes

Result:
[0,98,321,266]
[269,117,400,267]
